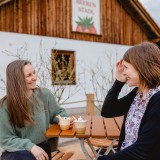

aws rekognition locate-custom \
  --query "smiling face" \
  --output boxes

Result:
[122,60,140,87]
[23,64,37,92]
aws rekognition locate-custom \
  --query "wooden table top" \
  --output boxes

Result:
[45,115,124,139]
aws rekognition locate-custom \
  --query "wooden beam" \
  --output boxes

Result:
[130,0,160,37]
[0,0,12,7]
[118,0,160,40]
[86,94,95,116]
[151,38,160,43]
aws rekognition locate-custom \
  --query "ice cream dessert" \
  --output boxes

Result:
[56,115,71,130]
[74,116,87,134]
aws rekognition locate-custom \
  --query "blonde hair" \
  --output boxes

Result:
[3,60,35,128]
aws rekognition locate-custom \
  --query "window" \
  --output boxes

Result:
[51,50,76,85]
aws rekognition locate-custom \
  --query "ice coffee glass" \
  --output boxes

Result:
[59,117,71,130]
[74,117,87,134]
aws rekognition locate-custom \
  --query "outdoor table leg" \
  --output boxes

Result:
[79,138,93,160]
[104,139,117,155]
[86,138,100,159]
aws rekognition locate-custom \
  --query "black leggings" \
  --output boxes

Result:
[1,141,52,160]
[37,141,51,160]
[1,150,36,160]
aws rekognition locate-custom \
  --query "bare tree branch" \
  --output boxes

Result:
[0,40,81,104]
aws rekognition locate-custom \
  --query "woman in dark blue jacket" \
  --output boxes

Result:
[98,42,160,160]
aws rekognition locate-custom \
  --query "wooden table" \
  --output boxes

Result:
[45,115,123,160]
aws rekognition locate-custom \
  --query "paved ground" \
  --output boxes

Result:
[59,140,95,160]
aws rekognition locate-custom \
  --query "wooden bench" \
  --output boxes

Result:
[51,151,74,160]
[87,137,118,154]
[88,138,118,148]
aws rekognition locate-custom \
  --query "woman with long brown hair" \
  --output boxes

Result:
[0,60,74,160]
[98,42,160,160]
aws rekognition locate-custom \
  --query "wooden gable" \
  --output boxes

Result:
[0,0,159,46]
[0,0,12,7]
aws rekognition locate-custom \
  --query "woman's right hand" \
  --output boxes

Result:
[31,145,49,160]
[116,59,127,82]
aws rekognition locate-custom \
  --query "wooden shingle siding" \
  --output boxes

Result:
[0,0,150,45]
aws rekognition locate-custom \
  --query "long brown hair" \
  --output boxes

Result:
[123,42,160,89]
[2,60,35,128]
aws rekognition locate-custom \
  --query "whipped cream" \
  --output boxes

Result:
[75,116,86,122]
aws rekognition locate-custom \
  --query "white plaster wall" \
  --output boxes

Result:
[0,31,131,108]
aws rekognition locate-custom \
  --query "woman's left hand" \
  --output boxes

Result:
[70,116,76,128]
[31,145,49,160]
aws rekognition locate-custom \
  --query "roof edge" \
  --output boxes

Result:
[118,0,160,42]
[0,0,12,7]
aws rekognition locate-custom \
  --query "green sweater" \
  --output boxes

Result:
[0,88,68,152]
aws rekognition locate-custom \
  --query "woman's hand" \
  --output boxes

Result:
[116,59,127,82]
[70,116,76,128]
[31,145,49,160]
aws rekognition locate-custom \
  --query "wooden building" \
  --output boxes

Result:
[0,0,160,46]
